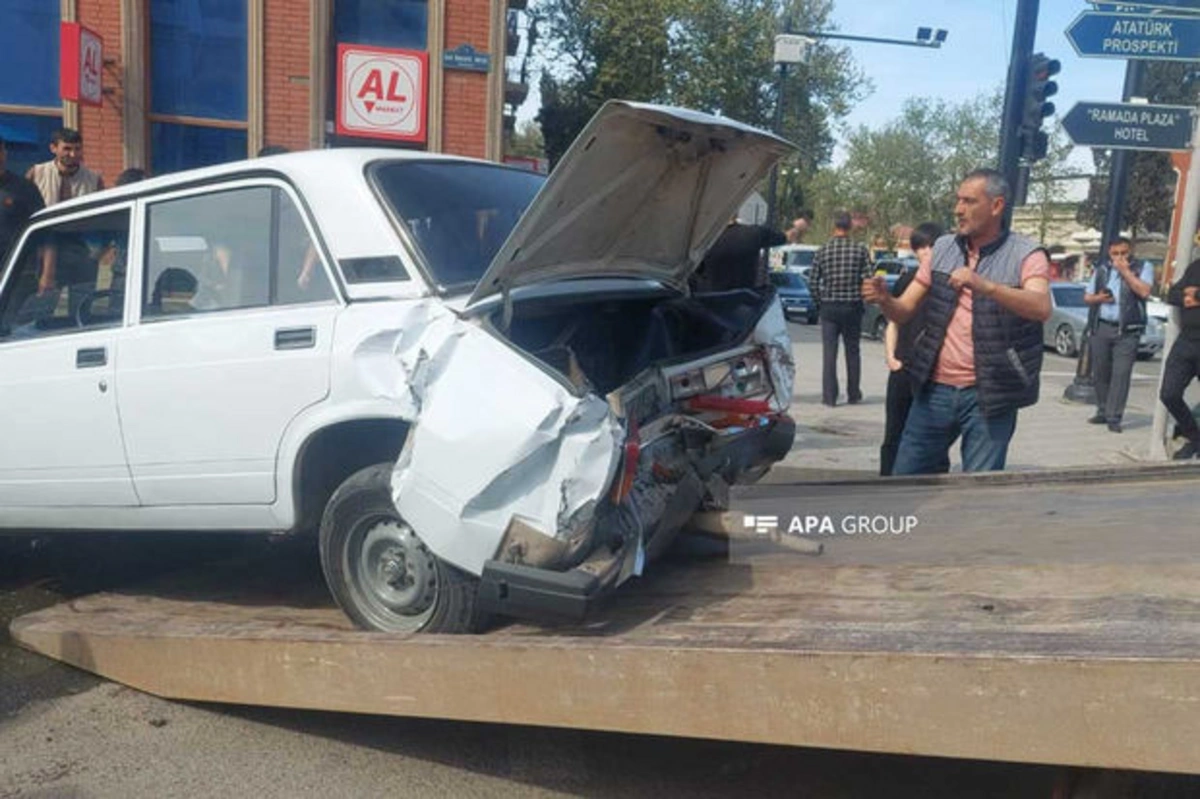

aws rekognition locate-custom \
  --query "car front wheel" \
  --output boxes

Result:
[319,463,486,634]
[1054,324,1078,357]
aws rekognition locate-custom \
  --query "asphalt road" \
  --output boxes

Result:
[3,322,1199,797]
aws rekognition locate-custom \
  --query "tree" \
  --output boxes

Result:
[811,90,1004,245]
[533,0,870,175]
[507,120,546,159]
[1027,119,1075,244]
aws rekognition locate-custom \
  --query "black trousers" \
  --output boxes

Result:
[1160,336,1200,443]
[1091,321,1140,422]
[820,301,863,406]
[880,369,912,476]
[881,369,951,476]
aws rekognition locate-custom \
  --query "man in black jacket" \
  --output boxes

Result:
[691,217,786,293]
[1161,257,1200,460]
[0,136,45,262]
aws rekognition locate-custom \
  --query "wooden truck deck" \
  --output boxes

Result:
[11,464,1200,774]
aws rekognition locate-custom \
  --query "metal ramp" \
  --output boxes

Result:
[11,465,1200,775]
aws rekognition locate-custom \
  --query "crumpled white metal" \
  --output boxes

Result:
[354,304,622,576]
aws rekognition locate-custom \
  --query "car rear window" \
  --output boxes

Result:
[784,249,815,267]
[1054,285,1086,308]
[372,161,545,292]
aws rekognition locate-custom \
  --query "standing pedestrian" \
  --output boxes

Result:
[1082,237,1154,433]
[0,135,45,261]
[26,128,104,207]
[863,169,1051,474]
[810,211,873,406]
[880,222,945,476]
[1160,257,1200,460]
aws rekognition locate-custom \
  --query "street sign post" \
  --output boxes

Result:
[1062,102,1195,151]
[1066,11,1200,60]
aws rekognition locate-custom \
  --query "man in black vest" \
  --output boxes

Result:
[1083,237,1154,433]
[1161,257,1200,460]
[862,169,1051,474]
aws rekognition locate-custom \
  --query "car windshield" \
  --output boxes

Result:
[784,249,815,267]
[770,271,807,289]
[372,161,546,291]
[1053,285,1087,308]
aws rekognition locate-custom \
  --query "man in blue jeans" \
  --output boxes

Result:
[862,169,1052,473]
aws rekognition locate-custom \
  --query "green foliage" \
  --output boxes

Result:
[507,120,546,159]
[805,90,1004,245]
[533,0,870,178]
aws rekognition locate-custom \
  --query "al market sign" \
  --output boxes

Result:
[337,45,428,144]
[60,22,103,106]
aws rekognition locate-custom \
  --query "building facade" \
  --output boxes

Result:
[1,0,522,183]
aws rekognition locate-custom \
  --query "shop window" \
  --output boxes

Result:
[0,1,60,109]
[148,0,250,173]
[0,113,63,177]
[335,0,428,51]
[150,122,249,175]
[0,2,61,176]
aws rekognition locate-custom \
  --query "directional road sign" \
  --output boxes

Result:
[1066,11,1200,60]
[1089,1,1200,13]
[1062,102,1195,151]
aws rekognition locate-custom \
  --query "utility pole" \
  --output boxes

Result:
[765,60,789,230]
[998,0,1040,227]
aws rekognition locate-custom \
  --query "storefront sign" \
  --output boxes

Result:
[60,22,104,106]
[336,44,428,144]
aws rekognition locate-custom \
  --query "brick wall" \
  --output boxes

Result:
[442,0,493,159]
[264,0,312,151]
[76,0,126,185]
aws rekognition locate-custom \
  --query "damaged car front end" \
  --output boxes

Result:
[335,101,796,632]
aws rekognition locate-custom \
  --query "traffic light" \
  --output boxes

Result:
[1020,52,1059,163]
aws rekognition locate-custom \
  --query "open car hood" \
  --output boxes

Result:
[468,101,795,306]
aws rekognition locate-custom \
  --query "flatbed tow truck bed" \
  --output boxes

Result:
[10,463,1200,775]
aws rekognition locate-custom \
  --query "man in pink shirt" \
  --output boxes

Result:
[863,169,1051,473]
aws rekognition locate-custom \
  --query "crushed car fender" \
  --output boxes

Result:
[357,312,622,577]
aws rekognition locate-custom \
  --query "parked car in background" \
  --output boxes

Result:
[862,259,918,340]
[1045,282,1164,359]
[769,269,818,324]
[770,244,819,276]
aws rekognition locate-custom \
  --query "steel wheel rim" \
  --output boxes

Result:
[349,516,438,631]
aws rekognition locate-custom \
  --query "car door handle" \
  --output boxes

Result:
[274,326,316,350]
[76,347,107,368]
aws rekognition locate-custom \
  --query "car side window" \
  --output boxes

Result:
[274,191,334,306]
[143,186,332,320]
[0,209,131,342]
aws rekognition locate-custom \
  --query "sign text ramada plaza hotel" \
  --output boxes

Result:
[0,1,534,181]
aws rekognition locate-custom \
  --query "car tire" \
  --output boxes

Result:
[1054,324,1078,357]
[319,462,486,634]
[807,312,818,325]
[872,315,888,340]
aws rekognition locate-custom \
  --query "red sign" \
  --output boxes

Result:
[60,22,104,107]
[336,44,428,144]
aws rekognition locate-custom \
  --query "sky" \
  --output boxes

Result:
[826,0,1130,169]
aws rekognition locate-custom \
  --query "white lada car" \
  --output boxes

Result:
[0,102,796,633]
